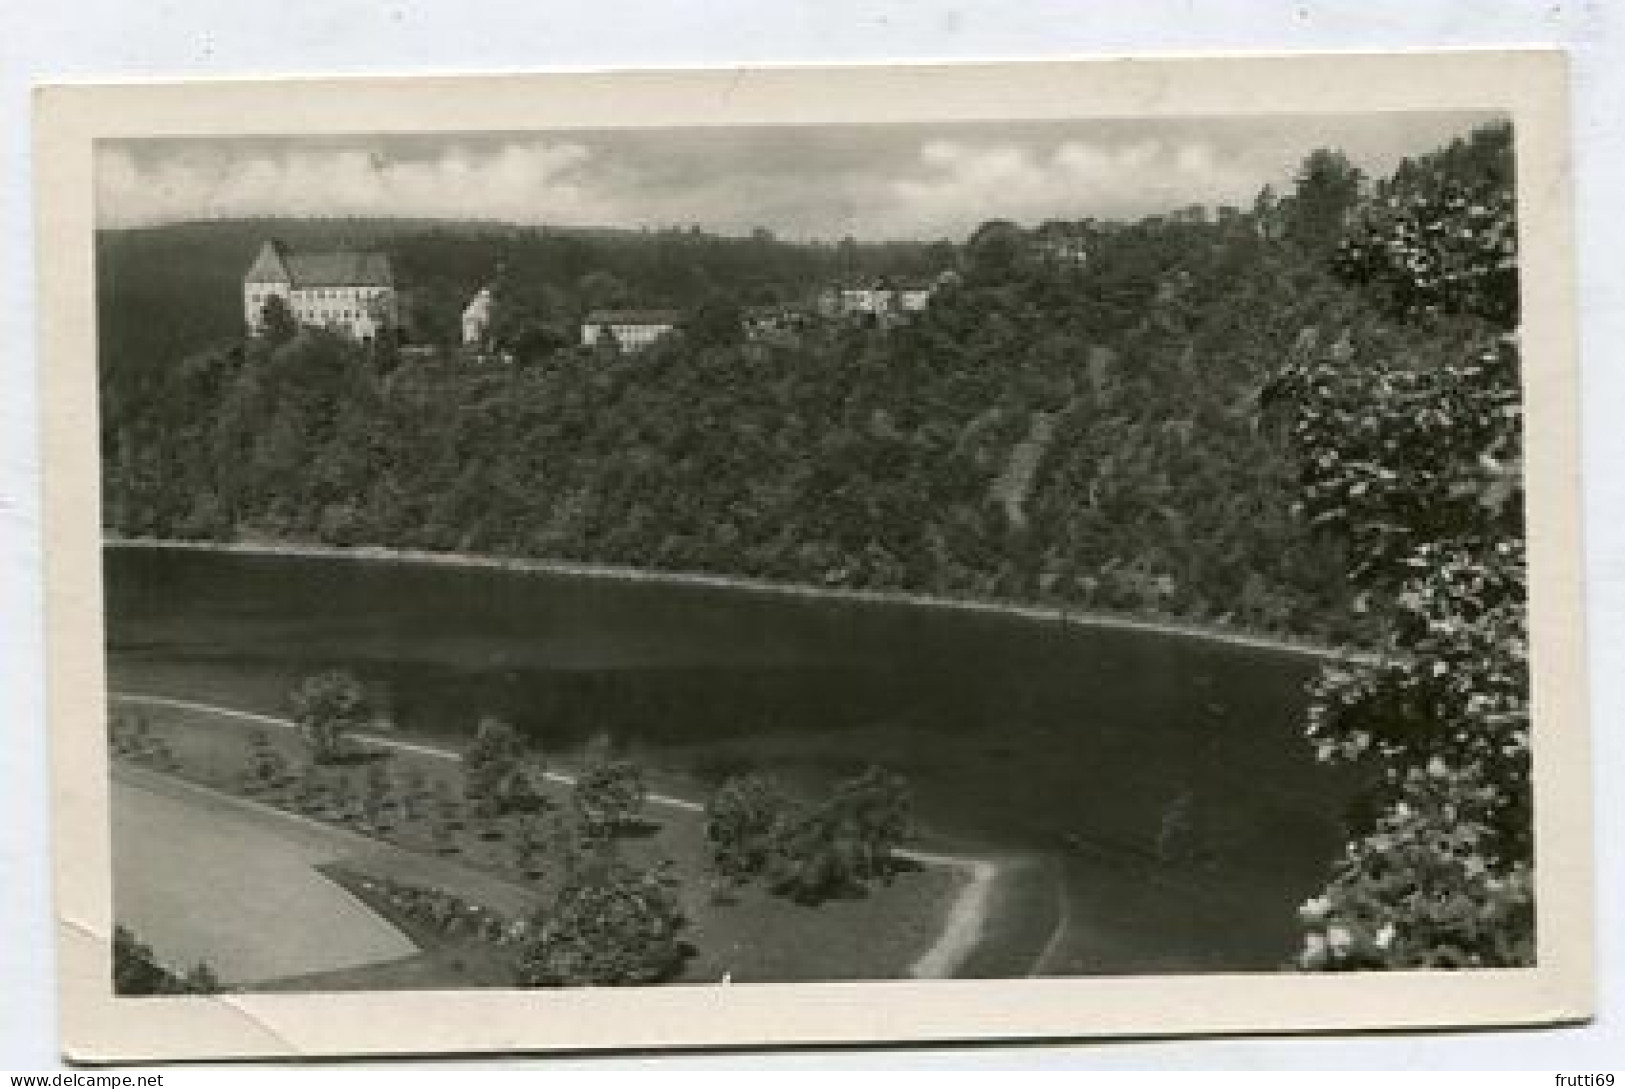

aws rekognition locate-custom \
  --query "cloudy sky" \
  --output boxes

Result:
[97,112,1503,241]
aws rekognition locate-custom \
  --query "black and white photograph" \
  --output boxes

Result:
[35,53,1590,1059]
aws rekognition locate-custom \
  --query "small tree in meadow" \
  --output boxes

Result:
[290,669,370,764]
[572,755,647,839]
[705,772,793,879]
[245,730,288,789]
[512,815,547,878]
[462,716,549,816]
[827,765,913,879]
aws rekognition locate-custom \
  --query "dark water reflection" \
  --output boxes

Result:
[105,545,1357,973]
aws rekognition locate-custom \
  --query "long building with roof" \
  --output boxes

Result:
[580,308,682,352]
[243,240,401,341]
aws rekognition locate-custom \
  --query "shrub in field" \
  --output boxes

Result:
[512,815,548,877]
[463,717,553,817]
[763,806,855,904]
[404,766,428,797]
[289,669,370,764]
[516,857,689,987]
[246,729,288,788]
[826,765,913,877]
[463,717,522,811]
[294,764,325,810]
[705,773,794,879]
[503,758,552,813]
[766,766,913,904]
[572,757,647,839]
[366,760,394,804]
[349,873,518,946]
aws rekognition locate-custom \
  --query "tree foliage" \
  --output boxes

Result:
[515,855,689,987]
[572,757,648,838]
[765,765,913,904]
[289,668,370,764]
[101,205,1384,645]
[97,123,1531,969]
[704,772,794,879]
[462,715,548,816]
[1297,765,1534,970]
[1334,122,1516,327]
[1282,120,1530,969]
[1284,149,1364,256]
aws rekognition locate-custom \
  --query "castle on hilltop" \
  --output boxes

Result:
[243,240,402,341]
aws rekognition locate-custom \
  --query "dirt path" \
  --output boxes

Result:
[903,850,999,978]
[989,409,1062,531]
[111,690,1012,979]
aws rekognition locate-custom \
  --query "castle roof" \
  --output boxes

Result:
[245,240,394,288]
[462,287,494,321]
[582,308,683,327]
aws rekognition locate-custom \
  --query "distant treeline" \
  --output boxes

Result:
[98,124,1515,648]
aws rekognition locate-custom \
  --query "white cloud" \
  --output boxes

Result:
[874,137,1259,237]
[95,113,1500,239]
[97,140,601,227]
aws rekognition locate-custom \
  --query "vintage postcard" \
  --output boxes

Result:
[36,52,1589,1061]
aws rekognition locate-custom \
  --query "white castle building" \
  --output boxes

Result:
[462,287,495,347]
[244,240,401,341]
[580,309,681,352]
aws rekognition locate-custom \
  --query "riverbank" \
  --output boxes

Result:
[111,690,1014,982]
[105,535,1374,665]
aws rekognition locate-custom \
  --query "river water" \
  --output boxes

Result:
[104,544,1356,974]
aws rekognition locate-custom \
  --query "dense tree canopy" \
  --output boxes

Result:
[99,188,1407,645]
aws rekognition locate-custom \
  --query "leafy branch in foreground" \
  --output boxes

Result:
[1285,120,1530,970]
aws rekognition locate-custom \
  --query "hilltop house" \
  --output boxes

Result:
[244,240,401,341]
[817,279,939,322]
[462,287,495,347]
[581,309,682,352]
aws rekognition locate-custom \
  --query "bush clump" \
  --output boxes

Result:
[289,669,370,764]
[704,772,794,879]
[516,856,689,987]
[462,716,550,817]
[705,766,912,904]
[572,756,647,839]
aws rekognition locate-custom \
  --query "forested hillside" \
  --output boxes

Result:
[98,125,1515,654]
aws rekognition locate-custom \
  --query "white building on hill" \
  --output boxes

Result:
[244,240,401,341]
[581,309,682,352]
[462,287,495,347]
[818,280,938,321]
